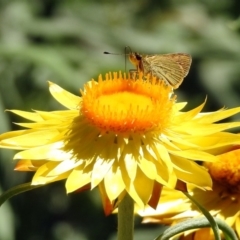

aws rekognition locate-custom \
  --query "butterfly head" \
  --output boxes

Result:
[128,52,143,69]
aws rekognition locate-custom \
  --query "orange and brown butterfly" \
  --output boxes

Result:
[104,47,192,89]
[128,47,192,89]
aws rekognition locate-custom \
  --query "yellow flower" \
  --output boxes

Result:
[1,71,240,214]
[140,148,240,239]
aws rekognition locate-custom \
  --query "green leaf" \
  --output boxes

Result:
[156,217,238,240]
[183,192,221,240]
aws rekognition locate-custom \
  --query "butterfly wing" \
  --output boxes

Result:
[142,53,192,89]
[166,53,192,77]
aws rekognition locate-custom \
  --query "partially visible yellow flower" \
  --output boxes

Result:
[140,147,240,239]
[1,72,240,214]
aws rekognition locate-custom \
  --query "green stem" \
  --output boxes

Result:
[117,193,134,240]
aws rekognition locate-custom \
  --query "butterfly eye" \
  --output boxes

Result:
[135,53,142,61]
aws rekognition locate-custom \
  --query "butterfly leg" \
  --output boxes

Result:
[129,69,139,80]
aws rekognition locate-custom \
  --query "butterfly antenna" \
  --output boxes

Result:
[103,51,124,55]
[104,48,132,72]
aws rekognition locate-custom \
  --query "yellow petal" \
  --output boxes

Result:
[196,106,240,123]
[91,158,115,188]
[48,81,81,109]
[8,110,43,122]
[155,143,173,174]
[235,216,240,238]
[175,102,188,111]
[138,157,157,180]
[170,149,217,162]
[122,150,138,181]
[175,100,206,121]
[32,162,69,184]
[174,122,240,135]
[128,168,154,208]
[47,159,82,176]
[66,166,91,193]
[2,129,59,148]
[15,160,47,171]
[104,164,125,201]
[171,156,212,189]
[14,142,72,161]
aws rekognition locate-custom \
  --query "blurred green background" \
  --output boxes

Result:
[0,0,240,239]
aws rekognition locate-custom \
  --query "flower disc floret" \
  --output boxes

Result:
[81,72,174,134]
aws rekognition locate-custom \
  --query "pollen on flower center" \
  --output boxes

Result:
[80,72,175,134]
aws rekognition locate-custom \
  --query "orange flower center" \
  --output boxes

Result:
[81,72,175,134]
[205,148,240,194]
